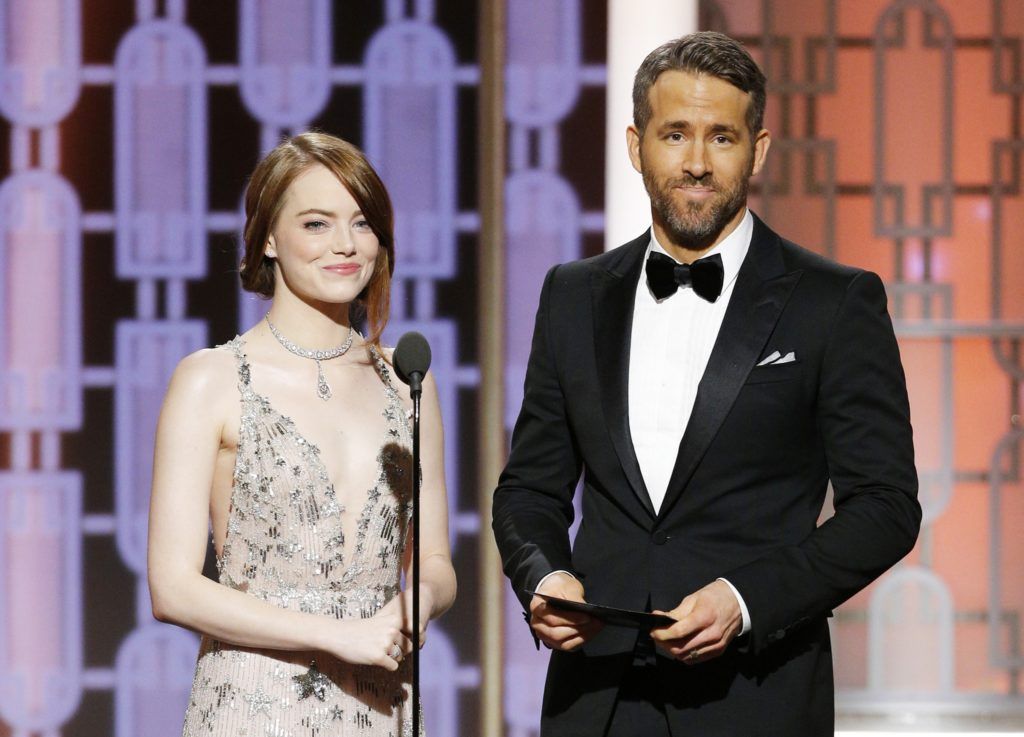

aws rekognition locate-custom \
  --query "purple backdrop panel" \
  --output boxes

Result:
[239,0,332,126]
[0,0,81,126]
[502,170,581,730]
[114,21,207,278]
[114,320,207,575]
[0,471,82,731]
[364,21,457,279]
[239,292,271,335]
[0,171,82,431]
[114,625,198,737]
[503,171,581,428]
[506,0,580,126]
[503,587,545,731]
[419,627,461,737]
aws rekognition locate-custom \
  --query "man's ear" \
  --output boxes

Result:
[750,128,771,177]
[626,125,643,175]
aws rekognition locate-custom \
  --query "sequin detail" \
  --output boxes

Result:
[293,661,332,702]
[181,338,422,736]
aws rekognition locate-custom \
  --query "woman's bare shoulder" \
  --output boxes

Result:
[166,345,239,408]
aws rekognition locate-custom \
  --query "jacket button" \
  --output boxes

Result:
[652,530,670,545]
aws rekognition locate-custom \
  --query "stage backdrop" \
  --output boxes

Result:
[501,0,1024,732]
[0,2,484,735]
[0,1,1022,736]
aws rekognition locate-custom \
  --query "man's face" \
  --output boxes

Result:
[627,70,770,254]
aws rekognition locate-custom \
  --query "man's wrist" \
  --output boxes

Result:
[535,569,576,594]
[717,577,751,635]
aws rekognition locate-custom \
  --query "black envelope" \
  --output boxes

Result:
[530,592,676,630]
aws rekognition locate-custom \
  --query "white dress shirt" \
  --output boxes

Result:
[539,210,754,634]
[627,210,752,512]
[627,209,753,634]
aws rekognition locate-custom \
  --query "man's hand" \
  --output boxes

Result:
[650,580,743,664]
[529,572,604,651]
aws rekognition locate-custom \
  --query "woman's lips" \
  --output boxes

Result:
[322,263,360,275]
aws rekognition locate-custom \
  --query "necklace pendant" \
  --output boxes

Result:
[264,316,357,402]
[316,361,331,401]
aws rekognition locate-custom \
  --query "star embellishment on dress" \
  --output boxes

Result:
[292,661,332,701]
[243,687,274,716]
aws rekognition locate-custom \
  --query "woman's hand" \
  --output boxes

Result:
[378,586,435,648]
[319,613,412,671]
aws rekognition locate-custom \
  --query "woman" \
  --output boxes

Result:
[147,131,456,736]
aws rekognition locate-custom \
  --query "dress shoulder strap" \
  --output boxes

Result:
[369,345,396,388]
[369,345,412,436]
[217,336,253,396]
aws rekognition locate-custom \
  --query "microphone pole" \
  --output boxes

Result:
[393,332,431,736]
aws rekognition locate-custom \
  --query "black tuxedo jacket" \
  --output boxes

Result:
[492,216,921,736]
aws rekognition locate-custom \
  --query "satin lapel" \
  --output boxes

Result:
[656,219,802,522]
[591,234,657,521]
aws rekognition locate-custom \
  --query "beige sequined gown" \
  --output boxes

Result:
[181,338,421,736]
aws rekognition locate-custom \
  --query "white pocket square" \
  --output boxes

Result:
[757,350,796,366]
[756,350,780,367]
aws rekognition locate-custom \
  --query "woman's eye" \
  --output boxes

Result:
[353,219,372,231]
[304,220,328,231]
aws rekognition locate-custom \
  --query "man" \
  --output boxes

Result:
[492,32,920,736]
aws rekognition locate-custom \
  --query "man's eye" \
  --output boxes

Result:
[667,132,684,142]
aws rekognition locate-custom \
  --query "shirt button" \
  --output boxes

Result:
[652,530,670,545]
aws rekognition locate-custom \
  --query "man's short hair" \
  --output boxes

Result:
[632,31,767,136]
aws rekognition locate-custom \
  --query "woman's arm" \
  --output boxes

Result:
[147,350,410,670]
[385,372,457,636]
[416,372,458,617]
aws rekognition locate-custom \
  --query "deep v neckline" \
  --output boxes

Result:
[219,337,412,586]
[232,336,397,495]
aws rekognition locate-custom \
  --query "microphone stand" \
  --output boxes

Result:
[393,331,430,735]
[409,371,423,737]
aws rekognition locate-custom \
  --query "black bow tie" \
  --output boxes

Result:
[645,251,724,303]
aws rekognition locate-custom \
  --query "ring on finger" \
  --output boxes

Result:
[390,643,403,662]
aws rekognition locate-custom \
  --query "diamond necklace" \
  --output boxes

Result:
[265,315,356,401]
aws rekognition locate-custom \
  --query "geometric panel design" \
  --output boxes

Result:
[113,626,197,737]
[0,472,83,732]
[2,0,1022,734]
[114,321,206,576]
[702,0,1024,728]
[0,171,82,430]
[0,3,482,735]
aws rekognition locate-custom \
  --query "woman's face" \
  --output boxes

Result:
[266,164,380,307]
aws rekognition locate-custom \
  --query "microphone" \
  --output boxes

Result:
[392,330,432,737]
[393,331,432,396]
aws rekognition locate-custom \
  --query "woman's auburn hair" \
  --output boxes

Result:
[240,131,395,348]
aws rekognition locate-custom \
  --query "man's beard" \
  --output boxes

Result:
[642,161,752,252]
